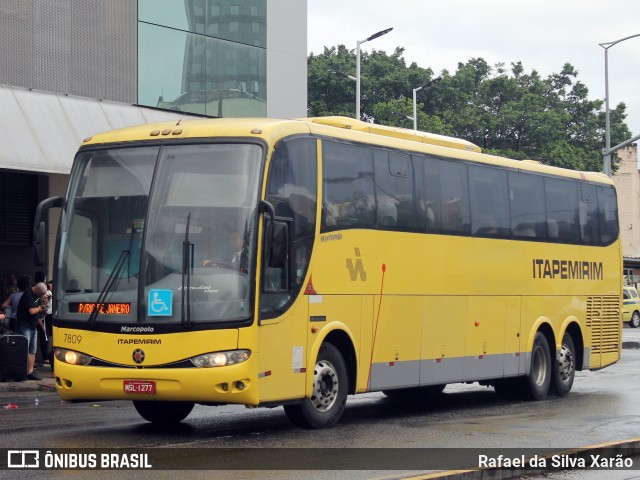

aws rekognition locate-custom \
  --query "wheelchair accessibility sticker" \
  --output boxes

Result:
[148,289,172,316]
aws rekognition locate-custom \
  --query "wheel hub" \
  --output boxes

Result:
[557,344,575,382]
[311,360,338,411]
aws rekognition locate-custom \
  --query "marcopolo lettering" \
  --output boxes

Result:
[120,326,154,333]
[532,258,603,280]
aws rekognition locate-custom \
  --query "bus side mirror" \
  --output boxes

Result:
[33,196,64,267]
[34,221,46,266]
[269,221,288,269]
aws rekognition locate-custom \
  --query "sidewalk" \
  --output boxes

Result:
[0,361,57,395]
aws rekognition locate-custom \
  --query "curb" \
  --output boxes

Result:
[408,438,640,480]
[0,363,57,396]
[0,379,57,394]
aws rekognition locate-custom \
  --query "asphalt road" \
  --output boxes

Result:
[2,328,640,479]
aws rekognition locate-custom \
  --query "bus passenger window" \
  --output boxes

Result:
[469,165,509,237]
[508,171,545,239]
[374,150,413,230]
[545,178,580,243]
[321,142,375,231]
[579,183,599,244]
[416,155,470,235]
[598,185,618,245]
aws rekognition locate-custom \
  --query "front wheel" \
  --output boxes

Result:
[552,332,576,397]
[133,400,194,425]
[284,343,348,429]
[524,332,552,400]
[631,311,640,328]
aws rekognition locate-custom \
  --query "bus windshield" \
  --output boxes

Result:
[58,143,262,326]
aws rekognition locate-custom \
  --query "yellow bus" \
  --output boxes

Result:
[35,116,622,428]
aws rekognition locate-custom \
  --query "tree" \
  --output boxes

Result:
[307,47,632,172]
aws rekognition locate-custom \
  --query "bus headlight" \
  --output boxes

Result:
[54,348,93,366]
[190,350,251,368]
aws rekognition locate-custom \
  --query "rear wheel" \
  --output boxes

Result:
[133,401,194,424]
[631,311,640,328]
[524,332,551,400]
[284,343,348,429]
[552,332,576,397]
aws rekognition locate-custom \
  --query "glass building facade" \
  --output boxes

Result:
[138,0,267,117]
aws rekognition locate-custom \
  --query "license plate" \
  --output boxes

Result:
[123,380,156,394]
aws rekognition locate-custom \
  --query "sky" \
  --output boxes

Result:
[307,0,640,138]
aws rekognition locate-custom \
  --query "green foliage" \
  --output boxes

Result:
[307,47,633,173]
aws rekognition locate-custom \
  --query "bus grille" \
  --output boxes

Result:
[586,296,620,353]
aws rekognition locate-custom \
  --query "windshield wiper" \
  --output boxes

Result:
[88,249,129,325]
[181,212,193,329]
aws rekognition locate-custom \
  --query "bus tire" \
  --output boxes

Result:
[525,332,551,401]
[283,343,348,429]
[133,400,194,424]
[552,332,576,397]
[631,311,640,328]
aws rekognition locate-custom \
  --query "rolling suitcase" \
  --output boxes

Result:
[0,334,28,381]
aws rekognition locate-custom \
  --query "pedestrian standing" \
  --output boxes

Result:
[1,274,30,332]
[44,281,54,376]
[16,282,48,380]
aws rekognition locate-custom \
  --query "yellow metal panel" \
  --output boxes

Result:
[256,299,308,402]
[422,296,467,360]
[307,296,362,393]
[369,295,422,363]
[465,297,506,357]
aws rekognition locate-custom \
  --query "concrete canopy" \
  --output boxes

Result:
[0,84,196,175]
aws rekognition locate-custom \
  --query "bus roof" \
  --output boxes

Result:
[305,116,482,153]
[80,116,612,186]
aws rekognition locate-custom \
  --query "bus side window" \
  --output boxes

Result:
[415,155,470,235]
[579,183,599,244]
[373,150,413,229]
[469,165,510,237]
[545,177,580,243]
[261,137,317,319]
[597,185,619,245]
[321,142,375,231]
[508,171,545,239]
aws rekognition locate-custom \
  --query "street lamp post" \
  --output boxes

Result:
[599,33,640,176]
[328,68,356,83]
[356,27,393,120]
[412,77,441,131]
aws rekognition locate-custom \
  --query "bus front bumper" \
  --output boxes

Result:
[54,356,259,405]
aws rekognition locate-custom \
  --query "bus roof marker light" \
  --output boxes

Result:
[251,128,262,135]
[150,130,160,136]
[83,136,92,143]
[161,129,171,135]
[172,128,182,135]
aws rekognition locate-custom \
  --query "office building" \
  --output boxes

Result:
[0,0,307,290]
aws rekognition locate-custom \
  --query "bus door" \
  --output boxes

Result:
[257,137,318,402]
